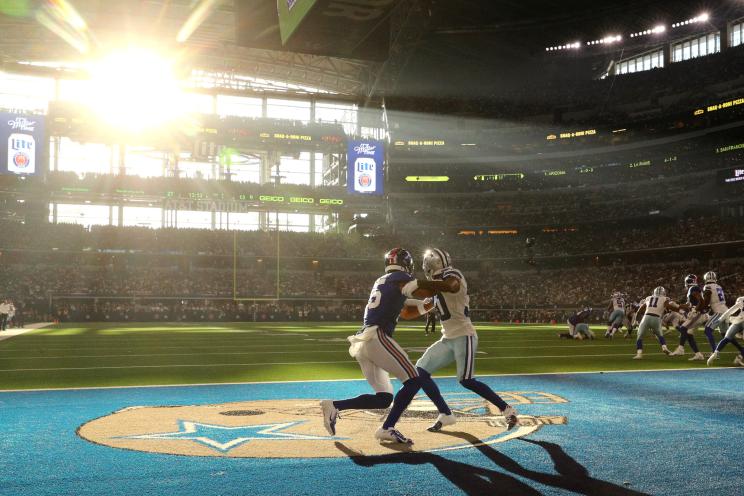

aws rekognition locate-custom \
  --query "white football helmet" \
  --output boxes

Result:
[703,271,717,284]
[653,286,666,297]
[422,248,452,280]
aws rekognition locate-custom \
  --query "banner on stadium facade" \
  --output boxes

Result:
[347,140,384,195]
[0,112,45,176]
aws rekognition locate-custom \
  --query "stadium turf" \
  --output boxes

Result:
[0,322,739,390]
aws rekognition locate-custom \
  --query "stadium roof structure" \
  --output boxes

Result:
[0,0,375,97]
[0,0,742,101]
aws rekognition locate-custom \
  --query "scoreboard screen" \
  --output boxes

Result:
[1,112,45,176]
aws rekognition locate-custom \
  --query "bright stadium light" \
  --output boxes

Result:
[87,47,185,131]
[672,13,710,28]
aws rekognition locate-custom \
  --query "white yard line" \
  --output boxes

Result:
[0,351,737,372]
[0,366,735,393]
[0,343,708,360]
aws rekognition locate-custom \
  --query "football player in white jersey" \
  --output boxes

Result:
[633,287,679,359]
[412,249,519,432]
[698,271,727,352]
[707,296,744,366]
[605,292,625,338]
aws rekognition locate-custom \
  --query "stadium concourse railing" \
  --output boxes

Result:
[45,294,583,324]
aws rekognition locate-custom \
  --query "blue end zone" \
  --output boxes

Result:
[1,369,741,496]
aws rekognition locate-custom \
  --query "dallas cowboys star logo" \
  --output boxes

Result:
[119,420,345,452]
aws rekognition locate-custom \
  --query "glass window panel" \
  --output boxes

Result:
[315,101,358,135]
[177,210,212,229]
[266,98,311,122]
[224,152,260,183]
[216,95,263,118]
[182,92,214,114]
[123,206,162,228]
[124,146,166,177]
[267,212,310,232]
[0,72,54,111]
[57,138,112,176]
[54,203,111,227]
[682,43,690,60]
[228,212,260,231]
[275,152,311,185]
[691,41,699,58]
[643,55,651,70]
[178,152,215,179]
[314,153,324,186]
[674,45,682,62]
[734,26,741,47]
[58,79,92,104]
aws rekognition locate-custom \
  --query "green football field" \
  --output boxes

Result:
[0,322,738,391]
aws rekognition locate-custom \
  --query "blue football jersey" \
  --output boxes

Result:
[569,309,591,325]
[363,271,415,336]
[687,286,702,306]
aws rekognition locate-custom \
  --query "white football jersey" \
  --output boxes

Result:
[643,295,668,317]
[704,283,728,314]
[727,297,744,325]
[434,268,476,339]
[611,296,625,311]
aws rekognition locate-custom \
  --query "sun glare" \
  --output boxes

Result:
[87,48,185,132]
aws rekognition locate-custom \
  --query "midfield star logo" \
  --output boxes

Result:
[78,393,568,458]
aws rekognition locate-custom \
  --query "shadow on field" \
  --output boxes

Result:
[335,434,649,496]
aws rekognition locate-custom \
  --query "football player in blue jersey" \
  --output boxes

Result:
[669,274,707,360]
[320,248,459,445]
[558,307,594,339]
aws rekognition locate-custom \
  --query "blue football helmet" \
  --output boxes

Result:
[384,248,414,274]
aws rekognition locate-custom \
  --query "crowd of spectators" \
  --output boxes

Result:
[5,252,744,324]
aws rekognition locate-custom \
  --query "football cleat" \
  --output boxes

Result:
[668,345,685,356]
[502,406,519,431]
[633,352,643,359]
[320,400,339,436]
[688,352,705,361]
[707,351,719,366]
[734,355,744,367]
[662,347,671,356]
[375,427,414,444]
[427,413,457,432]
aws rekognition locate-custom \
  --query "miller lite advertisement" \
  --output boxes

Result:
[347,140,384,195]
[1,112,45,176]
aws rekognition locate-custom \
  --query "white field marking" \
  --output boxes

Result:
[0,343,690,360]
[0,337,600,353]
[0,342,665,357]
[0,366,736,393]
[0,350,352,360]
[0,351,739,373]
[0,323,54,342]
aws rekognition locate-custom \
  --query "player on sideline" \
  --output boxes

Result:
[699,271,728,352]
[605,292,625,338]
[410,249,519,432]
[669,274,707,361]
[320,248,458,445]
[633,287,678,359]
[707,296,744,367]
[558,307,594,340]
